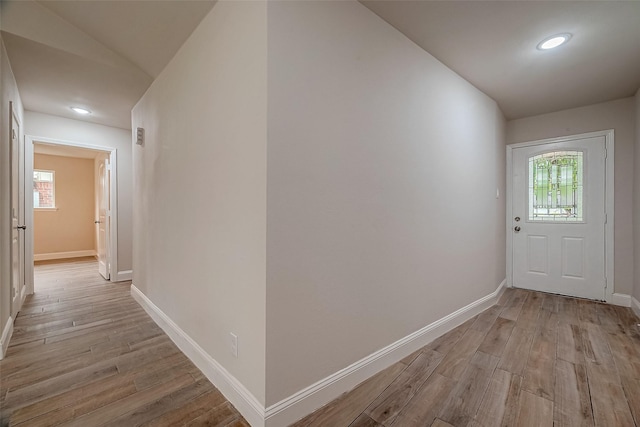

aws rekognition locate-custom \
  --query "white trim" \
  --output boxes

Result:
[131,280,506,427]
[1,316,14,360]
[603,131,615,304]
[506,130,615,302]
[506,142,514,289]
[20,281,27,306]
[264,279,507,427]
[10,102,25,319]
[115,270,133,282]
[34,250,96,261]
[108,153,118,282]
[631,297,640,319]
[24,137,34,296]
[26,135,119,289]
[609,293,631,307]
[130,285,266,427]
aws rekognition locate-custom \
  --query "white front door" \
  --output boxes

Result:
[97,157,110,280]
[511,135,607,300]
[10,103,25,317]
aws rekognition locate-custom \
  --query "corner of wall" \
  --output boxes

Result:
[131,0,267,420]
[130,284,266,427]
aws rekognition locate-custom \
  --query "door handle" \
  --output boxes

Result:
[17,225,26,230]
[95,221,101,224]
[514,226,521,232]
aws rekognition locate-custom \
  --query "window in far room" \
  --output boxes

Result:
[33,169,55,208]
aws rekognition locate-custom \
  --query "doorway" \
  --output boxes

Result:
[24,136,119,295]
[506,130,614,301]
[10,102,26,318]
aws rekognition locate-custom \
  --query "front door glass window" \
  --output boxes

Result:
[528,151,583,222]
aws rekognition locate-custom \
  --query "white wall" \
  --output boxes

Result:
[1,37,24,351]
[634,89,640,304]
[131,1,267,405]
[266,1,506,406]
[507,97,636,296]
[24,111,132,275]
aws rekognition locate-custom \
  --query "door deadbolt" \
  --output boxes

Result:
[514,217,520,222]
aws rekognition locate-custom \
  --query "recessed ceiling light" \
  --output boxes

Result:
[537,33,572,50]
[71,107,91,115]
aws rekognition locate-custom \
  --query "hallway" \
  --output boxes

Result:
[2,259,640,426]
[0,258,248,426]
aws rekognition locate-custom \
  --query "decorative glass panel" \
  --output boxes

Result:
[528,151,583,222]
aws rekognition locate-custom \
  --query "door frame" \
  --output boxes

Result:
[506,129,615,303]
[96,155,111,280]
[9,101,26,316]
[24,135,119,295]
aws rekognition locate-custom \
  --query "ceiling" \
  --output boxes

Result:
[0,0,216,129]
[1,1,639,129]
[361,0,640,119]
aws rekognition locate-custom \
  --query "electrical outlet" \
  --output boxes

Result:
[230,332,238,358]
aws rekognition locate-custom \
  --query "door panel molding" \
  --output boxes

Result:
[506,129,614,302]
[24,135,120,293]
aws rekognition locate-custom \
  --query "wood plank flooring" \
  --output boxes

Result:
[2,260,640,426]
[0,258,248,427]
[294,288,640,427]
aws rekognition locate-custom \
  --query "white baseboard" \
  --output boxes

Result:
[34,250,96,261]
[1,316,14,360]
[631,297,640,319]
[610,293,631,307]
[130,280,506,427]
[130,285,266,427]
[264,279,507,427]
[114,270,132,282]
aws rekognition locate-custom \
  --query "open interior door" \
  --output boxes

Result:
[10,102,25,317]
[97,156,110,280]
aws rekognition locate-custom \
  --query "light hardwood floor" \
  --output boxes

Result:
[0,258,248,427]
[293,288,640,427]
[2,260,640,426]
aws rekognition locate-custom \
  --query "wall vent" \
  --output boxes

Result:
[136,127,145,146]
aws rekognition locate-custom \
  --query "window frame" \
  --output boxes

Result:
[33,169,57,210]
